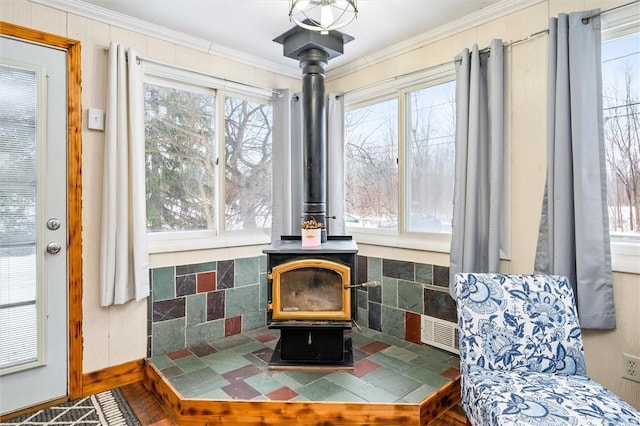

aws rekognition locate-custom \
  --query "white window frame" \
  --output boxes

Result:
[143,62,273,253]
[602,7,640,273]
[344,64,457,253]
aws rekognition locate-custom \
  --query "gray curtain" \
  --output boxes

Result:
[271,90,345,238]
[271,89,302,239]
[535,11,615,329]
[327,93,346,235]
[449,39,504,298]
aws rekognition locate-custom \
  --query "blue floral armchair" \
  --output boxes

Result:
[455,273,640,425]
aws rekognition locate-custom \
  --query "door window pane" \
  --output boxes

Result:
[0,253,37,369]
[0,64,38,369]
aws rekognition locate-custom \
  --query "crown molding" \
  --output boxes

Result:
[30,0,302,78]
[32,0,544,81]
[326,0,546,79]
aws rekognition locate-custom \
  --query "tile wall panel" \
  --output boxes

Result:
[381,277,398,308]
[152,266,176,300]
[433,265,450,288]
[382,259,415,281]
[207,290,225,321]
[405,311,422,344]
[153,298,186,322]
[197,271,217,293]
[217,260,235,289]
[148,256,266,356]
[176,274,196,297]
[186,293,206,325]
[148,254,457,357]
[423,288,457,323]
[415,263,433,284]
[368,301,382,331]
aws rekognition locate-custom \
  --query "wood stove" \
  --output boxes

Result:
[264,236,358,369]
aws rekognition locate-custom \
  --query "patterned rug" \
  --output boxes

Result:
[1,389,141,426]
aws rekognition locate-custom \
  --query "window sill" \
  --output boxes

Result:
[611,241,640,274]
[147,230,271,254]
[347,229,639,275]
[347,228,452,253]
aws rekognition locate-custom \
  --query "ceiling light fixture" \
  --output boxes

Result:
[289,0,358,34]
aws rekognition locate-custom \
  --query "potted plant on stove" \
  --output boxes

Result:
[301,217,323,247]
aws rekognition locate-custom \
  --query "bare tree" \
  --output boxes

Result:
[345,100,398,226]
[407,86,456,228]
[345,83,456,232]
[145,85,272,233]
[224,97,272,230]
[603,62,640,234]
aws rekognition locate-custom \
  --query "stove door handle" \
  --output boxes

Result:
[344,281,380,289]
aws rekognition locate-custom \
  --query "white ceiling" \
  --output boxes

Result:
[49,0,534,77]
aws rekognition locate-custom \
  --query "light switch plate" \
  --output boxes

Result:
[87,108,104,131]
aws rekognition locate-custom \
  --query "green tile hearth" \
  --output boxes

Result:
[148,326,459,403]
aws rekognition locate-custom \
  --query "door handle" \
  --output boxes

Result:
[46,242,62,254]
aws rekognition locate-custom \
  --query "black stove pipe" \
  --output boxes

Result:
[299,48,329,241]
[274,27,352,242]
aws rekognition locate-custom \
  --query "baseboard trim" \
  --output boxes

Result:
[82,359,145,396]
[0,396,69,422]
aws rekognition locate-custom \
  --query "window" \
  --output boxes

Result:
[224,96,273,230]
[345,97,398,230]
[345,70,456,244]
[405,81,456,234]
[145,79,217,233]
[602,33,639,239]
[144,66,273,251]
[601,9,640,272]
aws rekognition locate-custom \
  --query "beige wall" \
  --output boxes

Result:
[2,0,638,409]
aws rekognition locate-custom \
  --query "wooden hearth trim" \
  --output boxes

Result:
[419,374,461,425]
[144,361,182,424]
[144,359,461,425]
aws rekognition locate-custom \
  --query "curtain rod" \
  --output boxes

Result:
[136,55,277,96]
[344,28,548,98]
[582,0,639,23]
[103,47,277,96]
[346,1,638,98]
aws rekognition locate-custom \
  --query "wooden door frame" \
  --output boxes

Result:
[1,22,83,400]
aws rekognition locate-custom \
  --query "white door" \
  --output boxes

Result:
[0,36,68,414]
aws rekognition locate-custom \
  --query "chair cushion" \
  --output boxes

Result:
[456,273,586,376]
[462,367,640,425]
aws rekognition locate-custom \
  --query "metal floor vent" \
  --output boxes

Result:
[420,315,459,354]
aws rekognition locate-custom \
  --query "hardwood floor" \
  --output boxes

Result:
[120,381,468,425]
[121,382,176,426]
[430,402,468,425]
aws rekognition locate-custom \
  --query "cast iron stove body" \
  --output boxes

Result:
[264,236,357,368]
